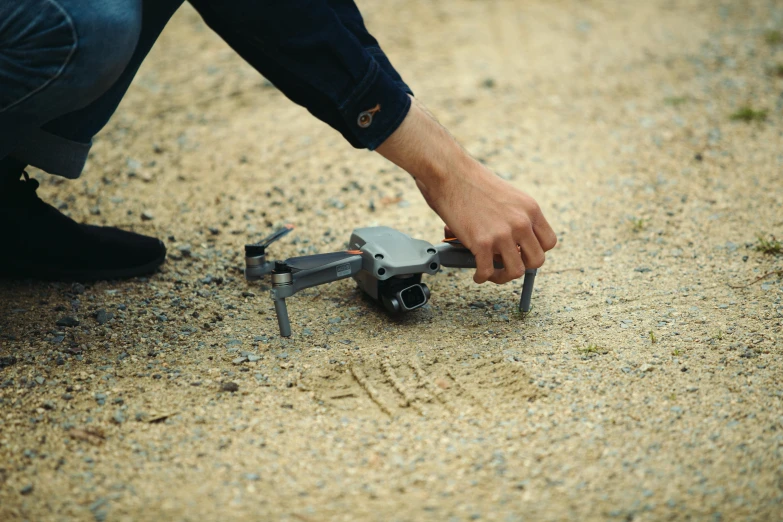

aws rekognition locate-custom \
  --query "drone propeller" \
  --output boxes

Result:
[252,224,295,249]
[284,250,362,271]
[245,224,295,258]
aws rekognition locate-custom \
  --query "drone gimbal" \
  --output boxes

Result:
[245,226,537,337]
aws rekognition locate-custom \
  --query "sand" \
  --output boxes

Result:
[1,0,782,520]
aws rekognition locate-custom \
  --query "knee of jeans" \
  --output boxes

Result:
[67,1,142,102]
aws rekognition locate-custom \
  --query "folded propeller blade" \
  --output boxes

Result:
[247,224,295,249]
[284,251,359,271]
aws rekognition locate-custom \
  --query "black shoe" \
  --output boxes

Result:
[0,173,166,281]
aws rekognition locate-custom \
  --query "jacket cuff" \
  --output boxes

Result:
[366,46,414,97]
[338,59,412,150]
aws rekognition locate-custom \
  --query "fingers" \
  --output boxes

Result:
[474,220,548,284]
[532,213,558,251]
[488,239,525,284]
[472,236,525,285]
[472,245,496,284]
[517,227,546,270]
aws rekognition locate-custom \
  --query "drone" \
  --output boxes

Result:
[244,225,537,337]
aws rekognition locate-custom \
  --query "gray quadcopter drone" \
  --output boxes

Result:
[244,225,537,337]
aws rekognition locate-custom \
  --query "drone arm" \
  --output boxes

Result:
[270,254,363,337]
[245,259,274,280]
[290,254,364,293]
[435,243,504,269]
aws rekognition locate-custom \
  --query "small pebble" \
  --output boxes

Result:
[95,309,112,325]
[56,316,80,327]
[0,356,17,369]
[221,381,239,392]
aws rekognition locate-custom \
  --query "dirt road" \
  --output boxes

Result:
[1,1,782,520]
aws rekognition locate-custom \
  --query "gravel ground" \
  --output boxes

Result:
[1,1,782,520]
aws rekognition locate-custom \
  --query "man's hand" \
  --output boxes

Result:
[417,170,556,284]
[376,96,557,284]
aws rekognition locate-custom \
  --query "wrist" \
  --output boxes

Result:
[376,96,475,189]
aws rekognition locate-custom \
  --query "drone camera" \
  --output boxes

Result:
[381,281,430,312]
[399,283,430,311]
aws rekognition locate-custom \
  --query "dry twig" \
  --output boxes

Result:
[728,270,783,289]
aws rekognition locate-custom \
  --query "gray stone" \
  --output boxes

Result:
[95,309,112,325]
[56,316,80,327]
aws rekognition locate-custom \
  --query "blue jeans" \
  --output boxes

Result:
[0,0,182,178]
[0,0,412,179]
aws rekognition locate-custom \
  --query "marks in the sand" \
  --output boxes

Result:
[303,355,539,419]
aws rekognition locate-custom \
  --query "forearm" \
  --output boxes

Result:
[375,96,479,194]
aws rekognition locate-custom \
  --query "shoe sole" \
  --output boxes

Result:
[0,252,166,282]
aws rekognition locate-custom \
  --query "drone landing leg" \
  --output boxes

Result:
[274,298,292,337]
[519,269,537,313]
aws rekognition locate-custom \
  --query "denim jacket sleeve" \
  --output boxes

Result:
[199,0,413,150]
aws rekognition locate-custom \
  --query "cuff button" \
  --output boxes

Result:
[357,104,381,128]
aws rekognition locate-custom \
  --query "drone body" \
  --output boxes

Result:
[244,226,537,337]
[349,227,438,313]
